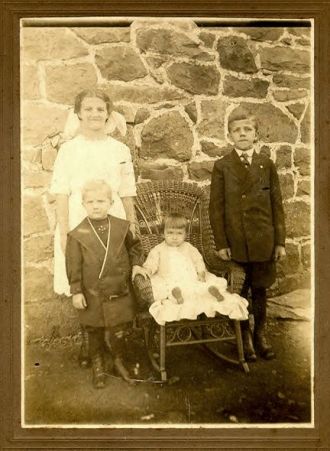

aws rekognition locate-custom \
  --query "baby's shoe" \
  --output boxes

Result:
[208,285,224,302]
[171,287,184,304]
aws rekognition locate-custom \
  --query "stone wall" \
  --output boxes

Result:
[22,20,312,340]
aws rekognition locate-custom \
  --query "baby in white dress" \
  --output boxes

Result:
[143,213,249,325]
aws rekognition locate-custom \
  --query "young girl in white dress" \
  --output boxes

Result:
[50,89,137,297]
[143,213,249,325]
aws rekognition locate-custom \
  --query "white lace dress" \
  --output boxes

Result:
[49,135,136,296]
[143,241,249,325]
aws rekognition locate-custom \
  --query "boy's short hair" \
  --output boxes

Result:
[228,109,258,132]
[81,179,112,201]
[163,212,188,230]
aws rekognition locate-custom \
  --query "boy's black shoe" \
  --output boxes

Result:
[92,354,106,389]
[254,333,275,360]
[114,357,135,384]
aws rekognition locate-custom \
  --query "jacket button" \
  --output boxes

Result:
[242,194,246,199]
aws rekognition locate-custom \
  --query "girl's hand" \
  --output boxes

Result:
[72,293,87,310]
[274,245,286,261]
[197,271,206,282]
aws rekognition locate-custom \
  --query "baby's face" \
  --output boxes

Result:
[228,119,257,151]
[82,189,112,220]
[164,227,186,247]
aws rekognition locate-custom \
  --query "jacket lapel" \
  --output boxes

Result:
[227,149,249,183]
[102,215,129,271]
[70,217,105,264]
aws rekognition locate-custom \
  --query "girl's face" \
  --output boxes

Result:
[82,189,112,220]
[164,227,186,247]
[78,97,109,131]
[228,119,257,151]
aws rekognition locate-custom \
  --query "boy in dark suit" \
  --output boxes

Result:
[65,179,147,388]
[209,110,286,361]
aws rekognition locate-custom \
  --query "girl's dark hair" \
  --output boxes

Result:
[74,89,113,117]
[163,212,188,231]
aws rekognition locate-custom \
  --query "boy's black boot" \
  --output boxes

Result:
[252,290,275,360]
[78,326,91,368]
[241,320,257,362]
[91,354,106,389]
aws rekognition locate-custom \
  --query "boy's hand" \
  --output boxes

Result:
[132,265,150,280]
[197,271,206,282]
[274,245,286,261]
[218,248,232,261]
[72,293,87,310]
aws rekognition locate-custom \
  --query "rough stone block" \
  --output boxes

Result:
[139,162,183,180]
[22,103,68,146]
[230,103,298,144]
[198,31,216,48]
[136,28,212,61]
[279,173,294,200]
[301,243,311,268]
[276,242,300,276]
[197,99,229,141]
[223,76,269,98]
[294,147,310,176]
[23,147,42,164]
[140,111,193,161]
[166,62,220,95]
[22,28,88,61]
[285,201,310,238]
[239,27,284,41]
[132,19,198,33]
[200,141,232,158]
[286,103,306,120]
[276,145,292,169]
[45,63,98,104]
[217,36,258,74]
[102,83,188,104]
[24,235,54,263]
[260,47,310,74]
[188,161,215,181]
[115,104,136,124]
[184,102,198,123]
[273,74,310,89]
[24,266,54,304]
[72,27,130,44]
[23,170,52,189]
[22,65,40,100]
[23,196,49,236]
[300,105,310,144]
[259,145,271,158]
[134,108,150,124]
[288,27,311,38]
[95,46,147,82]
[273,89,307,102]
[297,179,310,196]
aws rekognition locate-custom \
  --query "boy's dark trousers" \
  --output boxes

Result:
[240,262,275,361]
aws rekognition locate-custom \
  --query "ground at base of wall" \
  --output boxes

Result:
[24,319,311,426]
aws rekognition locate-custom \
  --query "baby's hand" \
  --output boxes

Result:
[197,271,206,282]
[132,265,150,280]
[72,293,87,310]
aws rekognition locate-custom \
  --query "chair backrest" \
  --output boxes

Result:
[135,180,218,268]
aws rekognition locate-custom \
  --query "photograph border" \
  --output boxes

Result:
[1,0,330,448]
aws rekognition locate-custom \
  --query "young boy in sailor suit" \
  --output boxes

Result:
[209,111,286,361]
[65,179,147,388]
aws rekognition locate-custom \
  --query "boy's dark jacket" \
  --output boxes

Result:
[65,215,144,327]
[209,149,286,263]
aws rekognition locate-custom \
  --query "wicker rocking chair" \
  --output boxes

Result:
[133,180,249,381]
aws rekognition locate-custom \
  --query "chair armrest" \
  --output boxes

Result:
[132,273,155,311]
[206,251,246,295]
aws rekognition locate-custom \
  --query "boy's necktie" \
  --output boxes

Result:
[240,153,250,168]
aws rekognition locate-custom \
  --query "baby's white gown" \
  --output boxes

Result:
[144,241,249,325]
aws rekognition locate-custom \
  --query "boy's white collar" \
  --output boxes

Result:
[235,147,255,158]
